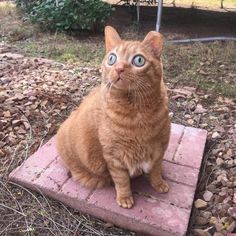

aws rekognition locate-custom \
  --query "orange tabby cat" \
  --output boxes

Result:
[56,26,170,209]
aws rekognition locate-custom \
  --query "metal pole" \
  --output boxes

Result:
[137,0,140,23]
[156,0,163,31]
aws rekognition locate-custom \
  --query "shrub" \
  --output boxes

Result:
[15,0,113,32]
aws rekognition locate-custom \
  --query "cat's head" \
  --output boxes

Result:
[101,26,164,91]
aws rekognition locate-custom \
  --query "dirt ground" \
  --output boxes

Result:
[0,1,236,236]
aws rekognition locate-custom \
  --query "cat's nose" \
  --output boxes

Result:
[115,63,125,75]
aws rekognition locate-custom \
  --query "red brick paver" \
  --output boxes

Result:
[9,123,207,236]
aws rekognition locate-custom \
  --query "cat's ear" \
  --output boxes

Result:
[105,26,122,52]
[143,31,163,59]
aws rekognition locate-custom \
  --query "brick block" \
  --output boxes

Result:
[132,177,195,209]
[87,187,190,236]
[8,123,207,236]
[9,137,58,183]
[56,178,93,213]
[174,127,207,169]
[33,158,69,192]
[162,160,199,187]
[164,123,185,162]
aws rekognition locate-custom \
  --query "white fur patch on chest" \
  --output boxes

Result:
[141,161,152,173]
[129,161,152,177]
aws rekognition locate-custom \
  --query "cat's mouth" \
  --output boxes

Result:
[111,76,129,88]
[115,77,121,83]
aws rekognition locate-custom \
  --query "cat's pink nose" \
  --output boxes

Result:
[115,63,125,75]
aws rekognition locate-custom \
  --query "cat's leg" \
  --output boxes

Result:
[107,161,134,208]
[149,156,169,193]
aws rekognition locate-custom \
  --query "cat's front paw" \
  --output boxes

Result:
[152,179,169,193]
[116,195,134,209]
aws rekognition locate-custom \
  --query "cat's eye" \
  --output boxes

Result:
[132,55,146,67]
[107,53,117,66]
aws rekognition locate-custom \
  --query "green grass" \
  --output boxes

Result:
[164,42,236,98]
[15,37,105,66]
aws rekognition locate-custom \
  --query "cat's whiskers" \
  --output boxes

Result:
[128,83,131,100]
[108,81,114,97]
[137,87,144,107]
[101,81,109,91]
[125,72,152,88]
[121,74,149,107]
[134,80,151,107]
[134,85,146,107]
[137,79,155,104]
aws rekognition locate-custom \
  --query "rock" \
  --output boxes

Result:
[233,193,236,204]
[203,190,213,202]
[0,52,24,59]
[212,132,221,139]
[205,226,216,235]
[223,149,233,159]
[213,233,224,236]
[196,216,209,225]
[0,149,5,157]
[215,223,224,232]
[216,158,224,166]
[184,114,191,119]
[12,120,22,126]
[195,199,208,209]
[172,88,193,96]
[17,127,26,134]
[210,217,218,225]
[104,222,114,228]
[225,159,234,167]
[221,216,229,224]
[227,220,236,233]
[194,104,208,114]
[228,207,236,219]
[202,211,212,219]
[192,229,211,236]
[199,69,208,75]
[3,110,11,118]
[31,104,38,109]
[13,93,25,101]
[207,183,217,193]
[215,126,225,133]
[23,121,30,130]
[29,96,37,101]
[223,196,232,204]
[187,118,194,125]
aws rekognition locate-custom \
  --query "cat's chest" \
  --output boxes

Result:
[123,145,154,177]
[128,160,153,177]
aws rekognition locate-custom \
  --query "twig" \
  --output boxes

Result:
[0,216,24,235]
[0,180,30,235]
[60,203,102,236]
[0,203,26,217]
[8,182,67,236]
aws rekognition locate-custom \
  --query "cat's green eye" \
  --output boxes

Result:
[132,55,146,67]
[107,53,117,66]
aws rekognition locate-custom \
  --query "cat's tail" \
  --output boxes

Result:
[71,166,111,189]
